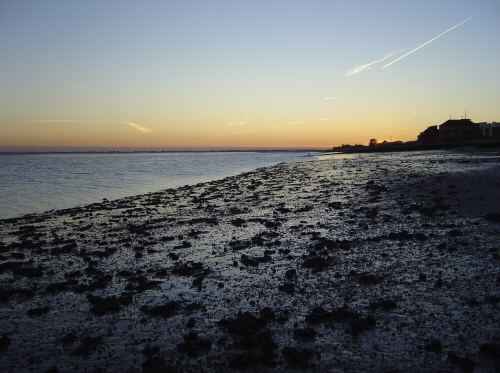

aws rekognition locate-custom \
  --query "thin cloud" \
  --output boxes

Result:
[270,121,303,129]
[345,52,394,76]
[123,122,153,134]
[382,13,477,68]
[227,117,250,126]
[67,82,85,90]
[320,115,340,121]
[30,119,153,135]
[323,96,337,100]
[29,119,106,124]
[213,128,255,138]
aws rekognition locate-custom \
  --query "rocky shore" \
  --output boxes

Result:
[0,150,499,372]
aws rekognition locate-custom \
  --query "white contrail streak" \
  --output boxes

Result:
[346,52,394,76]
[123,122,153,134]
[382,13,477,68]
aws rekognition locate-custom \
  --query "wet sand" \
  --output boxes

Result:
[0,150,499,372]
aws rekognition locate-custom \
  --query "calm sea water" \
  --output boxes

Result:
[0,152,308,219]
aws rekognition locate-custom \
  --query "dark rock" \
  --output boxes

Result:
[305,306,376,336]
[259,307,275,322]
[437,243,447,250]
[60,332,77,347]
[282,346,314,367]
[174,240,192,250]
[0,287,35,303]
[284,269,297,280]
[328,201,342,209]
[127,223,149,235]
[348,315,376,336]
[231,218,246,227]
[219,311,277,367]
[387,231,413,240]
[302,255,330,272]
[448,352,475,371]
[72,335,103,357]
[293,328,316,341]
[425,339,443,353]
[369,299,397,310]
[192,275,204,290]
[414,233,428,241]
[46,280,78,294]
[51,242,77,255]
[126,276,162,292]
[356,272,383,285]
[219,312,268,336]
[240,255,259,267]
[0,335,11,352]
[0,261,44,278]
[448,229,462,237]
[27,306,50,317]
[74,274,112,293]
[278,282,295,295]
[172,261,206,277]
[176,331,211,358]
[485,213,500,223]
[142,356,176,373]
[312,237,351,251]
[228,239,252,251]
[168,252,179,261]
[305,307,335,324]
[240,253,272,267]
[87,294,131,316]
[142,344,160,357]
[479,340,500,359]
[435,278,444,288]
[141,301,181,318]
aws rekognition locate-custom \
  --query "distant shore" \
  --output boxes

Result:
[0,148,327,156]
[331,139,500,154]
[1,149,499,371]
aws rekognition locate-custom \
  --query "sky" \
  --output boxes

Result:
[0,0,499,149]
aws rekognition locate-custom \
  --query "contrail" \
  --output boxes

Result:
[123,121,153,134]
[345,52,394,76]
[383,13,477,68]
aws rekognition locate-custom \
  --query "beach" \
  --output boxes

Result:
[1,149,499,372]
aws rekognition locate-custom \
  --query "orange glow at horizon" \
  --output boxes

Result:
[1,1,499,150]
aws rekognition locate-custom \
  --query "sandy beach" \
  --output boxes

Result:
[1,149,499,372]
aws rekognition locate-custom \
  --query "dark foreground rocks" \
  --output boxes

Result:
[0,150,499,372]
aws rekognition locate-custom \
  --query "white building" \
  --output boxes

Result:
[478,122,500,137]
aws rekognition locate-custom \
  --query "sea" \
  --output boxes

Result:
[0,151,309,219]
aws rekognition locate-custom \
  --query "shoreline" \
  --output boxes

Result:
[0,152,312,221]
[330,141,500,155]
[1,150,499,371]
[0,149,326,156]
[3,148,498,225]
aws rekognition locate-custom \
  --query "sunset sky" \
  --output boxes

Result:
[1,0,499,149]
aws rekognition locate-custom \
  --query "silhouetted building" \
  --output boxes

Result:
[438,119,480,142]
[369,138,377,147]
[417,125,440,145]
[478,122,500,137]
